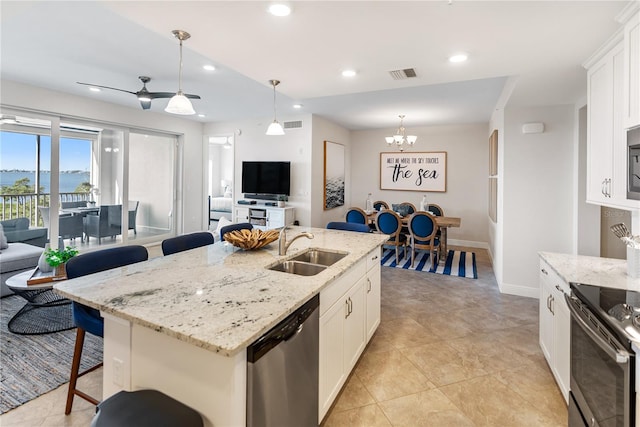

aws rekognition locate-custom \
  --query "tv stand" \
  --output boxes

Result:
[234,204,295,230]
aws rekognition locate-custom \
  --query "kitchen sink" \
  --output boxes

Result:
[289,249,348,267]
[268,261,328,276]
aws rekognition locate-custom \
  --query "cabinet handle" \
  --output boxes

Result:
[367,278,372,293]
[348,297,353,315]
[550,295,555,315]
[371,255,379,261]
[345,299,350,318]
[602,178,607,196]
[555,284,563,293]
[546,295,551,311]
[606,178,612,198]
[541,268,548,275]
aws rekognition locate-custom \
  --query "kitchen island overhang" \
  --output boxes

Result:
[54,227,388,426]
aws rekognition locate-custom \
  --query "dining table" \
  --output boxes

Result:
[367,211,461,261]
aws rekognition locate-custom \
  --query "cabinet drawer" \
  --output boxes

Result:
[366,248,381,271]
[320,258,366,316]
[540,259,569,295]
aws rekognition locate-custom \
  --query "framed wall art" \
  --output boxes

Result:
[324,140,345,209]
[380,151,447,192]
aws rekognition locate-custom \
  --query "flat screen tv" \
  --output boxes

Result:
[241,161,291,196]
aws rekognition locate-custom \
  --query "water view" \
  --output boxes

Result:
[0,171,90,193]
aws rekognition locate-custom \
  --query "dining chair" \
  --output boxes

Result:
[373,200,389,211]
[219,222,253,242]
[407,211,440,268]
[326,221,372,233]
[397,202,416,216]
[161,231,215,255]
[345,207,368,224]
[375,209,407,264]
[64,245,149,415]
[428,204,444,217]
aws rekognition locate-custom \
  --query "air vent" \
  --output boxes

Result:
[388,68,417,80]
[283,120,303,129]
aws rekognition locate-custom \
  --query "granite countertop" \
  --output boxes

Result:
[539,251,640,292]
[54,227,388,357]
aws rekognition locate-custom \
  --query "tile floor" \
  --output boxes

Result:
[0,246,567,426]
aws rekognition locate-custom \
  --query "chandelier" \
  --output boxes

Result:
[385,115,417,152]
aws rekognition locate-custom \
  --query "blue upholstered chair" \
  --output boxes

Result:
[345,207,368,224]
[161,232,215,256]
[326,221,371,233]
[407,212,441,268]
[219,222,253,242]
[428,204,444,217]
[373,200,389,211]
[375,209,407,264]
[64,245,149,414]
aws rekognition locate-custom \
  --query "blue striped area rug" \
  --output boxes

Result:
[380,248,477,279]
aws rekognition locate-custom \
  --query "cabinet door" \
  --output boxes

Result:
[611,46,627,201]
[319,298,346,421]
[539,268,554,364]
[343,278,366,373]
[365,263,381,341]
[587,53,614,204]
[624,12,640,129]
[266,209,284,229]
[552,286,570,403]
[234,207,249,223]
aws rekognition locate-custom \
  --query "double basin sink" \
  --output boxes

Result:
[268,249,348,276]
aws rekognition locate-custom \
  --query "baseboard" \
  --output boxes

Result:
[499,282,539,299]
[448,239,489,250]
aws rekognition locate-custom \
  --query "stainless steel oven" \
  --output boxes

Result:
[627,126,640,200]
[566,284,637,427]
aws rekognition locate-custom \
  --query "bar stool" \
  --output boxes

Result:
[91,389,203,427]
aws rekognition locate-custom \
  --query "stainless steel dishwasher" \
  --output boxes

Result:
[247,294,319,427]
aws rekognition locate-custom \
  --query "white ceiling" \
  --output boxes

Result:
[0,1,629,131]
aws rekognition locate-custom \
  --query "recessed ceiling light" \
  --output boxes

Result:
[89,87,101,92]
[449,53,468,63]
[342,69,357,78]
[203,65,216,71]
[268,4,291,16]
[293,104,303,109]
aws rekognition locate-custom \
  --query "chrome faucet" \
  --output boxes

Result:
[279,226,314,255]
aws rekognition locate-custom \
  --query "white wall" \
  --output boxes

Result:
[1,80,205,234]
[204,114,313,226]
[501,105,575,297]
[489,109,505,286]
[350,123,490,246]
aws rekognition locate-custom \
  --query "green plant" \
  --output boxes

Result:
[45,246,79,267]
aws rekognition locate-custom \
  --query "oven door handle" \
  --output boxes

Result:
[564,294,630,365]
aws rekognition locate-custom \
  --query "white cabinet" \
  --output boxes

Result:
[538,258,570,403]
[624,11,640,129]
[234,205,294,230]
[586,40,626,206]
[319,248,381,422]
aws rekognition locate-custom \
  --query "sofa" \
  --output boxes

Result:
[0,223,44,297]
[0,217,48,248]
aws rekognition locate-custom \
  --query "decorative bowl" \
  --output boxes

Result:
[224,229,280,250]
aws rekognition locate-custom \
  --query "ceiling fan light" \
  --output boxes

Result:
[138,95,152,102]
[165,92,195,115]
[266,120,285,136]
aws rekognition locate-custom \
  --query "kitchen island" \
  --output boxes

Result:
[54,227,388,426]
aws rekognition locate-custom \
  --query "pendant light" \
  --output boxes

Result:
[385,115,417,152]
[266,79,285,135]
[165,30,196,115]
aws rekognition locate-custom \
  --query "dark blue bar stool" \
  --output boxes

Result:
[161,231,215,255]
[91,389,203,427]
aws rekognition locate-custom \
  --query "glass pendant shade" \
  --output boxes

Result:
[165,92,195,115]
[385,136,394,145]
[407,135,417,144]
[266,120,285,136]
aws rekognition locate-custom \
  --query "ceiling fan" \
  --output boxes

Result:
[76,76,201,110]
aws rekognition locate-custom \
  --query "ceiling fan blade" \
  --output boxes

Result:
[140,100,152,110]
[76,82,136,95]
[147,92,176,99]
[185,94,201,100]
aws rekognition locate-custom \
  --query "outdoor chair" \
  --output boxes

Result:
[83,205,122,244]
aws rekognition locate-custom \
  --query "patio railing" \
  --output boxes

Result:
[1,193,91,227]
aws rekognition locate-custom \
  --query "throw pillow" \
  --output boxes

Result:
[215,216,233,236]
[0,223,8,249]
